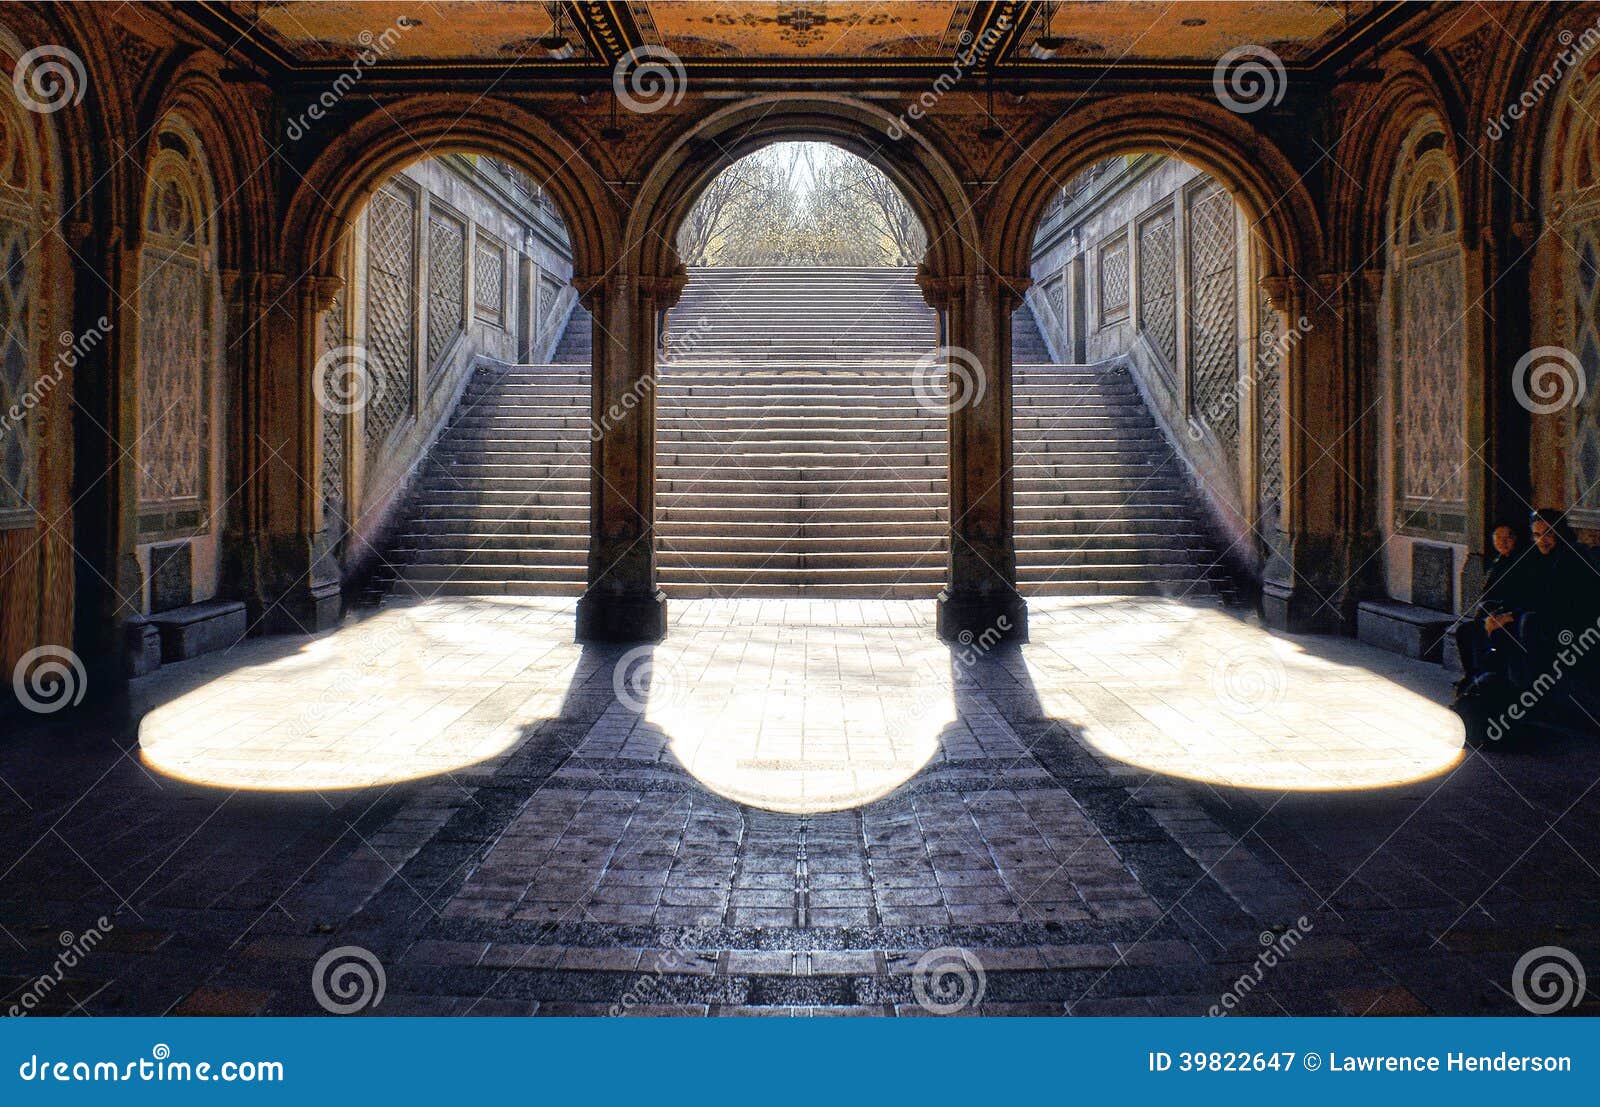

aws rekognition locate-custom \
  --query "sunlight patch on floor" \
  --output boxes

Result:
[1024,599,1466,791]
[139,601,582,790]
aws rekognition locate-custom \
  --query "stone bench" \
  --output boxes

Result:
[148,600,249,663]
[1356,599,1454,662]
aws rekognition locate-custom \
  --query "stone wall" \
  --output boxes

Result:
[327,155,576,579]
[1026,156,1267,576]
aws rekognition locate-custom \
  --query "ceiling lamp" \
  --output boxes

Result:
[1030,1,1065,60]
[541,2,574,59]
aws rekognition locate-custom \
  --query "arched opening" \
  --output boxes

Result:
[131,115,227,617]
[653,140,945,598]
[1015,152,1282,601]
[1534,56,1600,540]
[308,152,586,606]
[0,23,73,691]
[1375,117,1472,615]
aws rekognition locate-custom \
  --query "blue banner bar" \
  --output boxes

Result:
[2,1018,1594,1104]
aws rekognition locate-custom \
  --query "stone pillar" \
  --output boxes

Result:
[575,268,685,642]
[240,271,342,634]
[1259,272,1354,633]
[921,267,1029,644]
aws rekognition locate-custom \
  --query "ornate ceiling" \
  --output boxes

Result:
[208,1,1381,68]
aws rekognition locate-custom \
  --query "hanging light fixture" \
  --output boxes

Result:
[540,1,575,60]
[1030,1,1065,60]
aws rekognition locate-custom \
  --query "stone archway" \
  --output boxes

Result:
[584,95,1001,642]
[274,97,619,630]
[986,94,1333,630]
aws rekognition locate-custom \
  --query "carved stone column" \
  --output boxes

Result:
[921,266,1029,644]
[575,266,687,642]
[1259,272,1354,633]
[241,271,342,634]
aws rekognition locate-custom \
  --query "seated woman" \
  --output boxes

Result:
[1455,522,1527,685]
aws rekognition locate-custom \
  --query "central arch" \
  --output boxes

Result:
[626,95,979,286]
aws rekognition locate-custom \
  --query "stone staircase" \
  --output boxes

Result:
[364,266,1236,605]
[654,267,945,597]
[360,363,591,600]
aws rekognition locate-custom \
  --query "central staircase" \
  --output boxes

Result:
[654,267,945,597]
[367,266,1237,604]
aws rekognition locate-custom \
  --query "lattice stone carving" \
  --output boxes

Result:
[474,236,505,323]
[136,133,214,529]
[0,209,36,522]
[538,274,563,337]
[1400,255,1466,504]
[321,286,346,525]
[1256,287,1285,528]
[1390,137,1466,518]
[1187,183,1239,447]
[1138,212,1177,368]
[1099,233,1129,322]
[1570,225,1600,511]
[427,210,465,369]
[364,183,416,451]
[137,253,206,507]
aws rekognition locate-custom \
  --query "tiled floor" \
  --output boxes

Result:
[3,597,1598,1016]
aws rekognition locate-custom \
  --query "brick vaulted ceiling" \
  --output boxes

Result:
[201,1,1384,70]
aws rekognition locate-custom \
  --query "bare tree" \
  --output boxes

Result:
[678,142,925,267]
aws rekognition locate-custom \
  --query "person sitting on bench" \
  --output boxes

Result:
[1455,521,1528,684]
[1509,509,1600,682]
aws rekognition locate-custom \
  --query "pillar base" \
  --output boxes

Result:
[576,590,668,643]
[935,589,1028,645]
[264,579,343,635]
[1260,579,1339,634]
